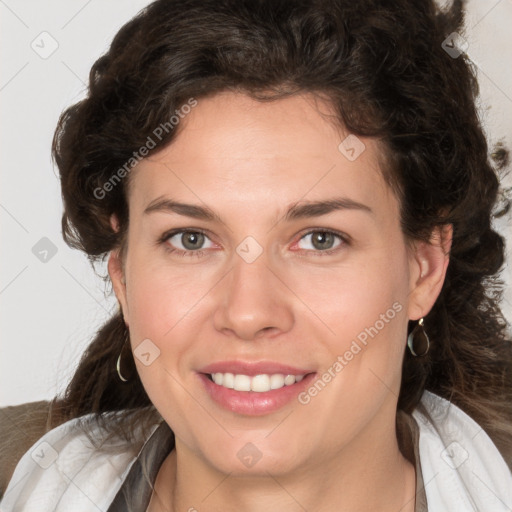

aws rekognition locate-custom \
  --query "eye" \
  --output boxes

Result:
[295,230,348,255]
[158,228,349,258]
[160,229,215,257]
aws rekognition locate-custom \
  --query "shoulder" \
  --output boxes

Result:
[413,390,512,511]
[0,410,161,512]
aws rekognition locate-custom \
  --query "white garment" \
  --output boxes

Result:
[412,391,512,511]
[1,390,511,511]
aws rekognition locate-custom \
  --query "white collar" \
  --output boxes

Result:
[413,390,512,511]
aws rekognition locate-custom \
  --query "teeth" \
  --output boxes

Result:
[210,372,306,392]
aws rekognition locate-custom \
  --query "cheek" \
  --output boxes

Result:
[292,250,409,346]
[292,254,410,437]
[123,250,221,408]
[123,260,199,415]
[300,253,411,416]
[125,248,213,339]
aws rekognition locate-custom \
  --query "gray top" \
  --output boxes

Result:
[397,409,428,512]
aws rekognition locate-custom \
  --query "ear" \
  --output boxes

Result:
[407,224,452,321]
[108,214,129,324]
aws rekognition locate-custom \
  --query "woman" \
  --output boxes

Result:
[2,0,511,510]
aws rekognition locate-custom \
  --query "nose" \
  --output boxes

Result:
[213,249,294,341]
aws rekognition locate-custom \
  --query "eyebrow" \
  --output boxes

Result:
[143,196,373,222]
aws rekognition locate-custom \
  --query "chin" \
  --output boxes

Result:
[201,441,304,477]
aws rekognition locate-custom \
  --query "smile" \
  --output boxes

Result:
[198,371,316,415]
[208,372,305,392]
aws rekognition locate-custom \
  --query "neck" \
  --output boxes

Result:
[150,415,417,512]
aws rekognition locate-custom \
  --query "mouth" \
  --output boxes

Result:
[197,369,317,416]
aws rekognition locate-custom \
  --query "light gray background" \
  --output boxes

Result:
[1,0,511,406]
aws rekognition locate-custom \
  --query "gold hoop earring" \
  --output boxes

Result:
[407,318,430,357]
[116,328,130,382]
[116,354,128,382]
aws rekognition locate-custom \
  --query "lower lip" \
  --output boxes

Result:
[197,372,317,416]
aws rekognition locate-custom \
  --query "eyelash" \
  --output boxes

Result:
[157,228,350,258]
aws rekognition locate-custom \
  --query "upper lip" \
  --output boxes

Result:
[198,360,315,377]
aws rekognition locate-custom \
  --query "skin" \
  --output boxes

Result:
[108,91,452,512]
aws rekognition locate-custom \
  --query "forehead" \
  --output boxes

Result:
[127,91,395,219]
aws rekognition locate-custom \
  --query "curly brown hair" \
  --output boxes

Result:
[49,0,512,466]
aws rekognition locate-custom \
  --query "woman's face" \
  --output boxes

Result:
[110,91,448,477]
